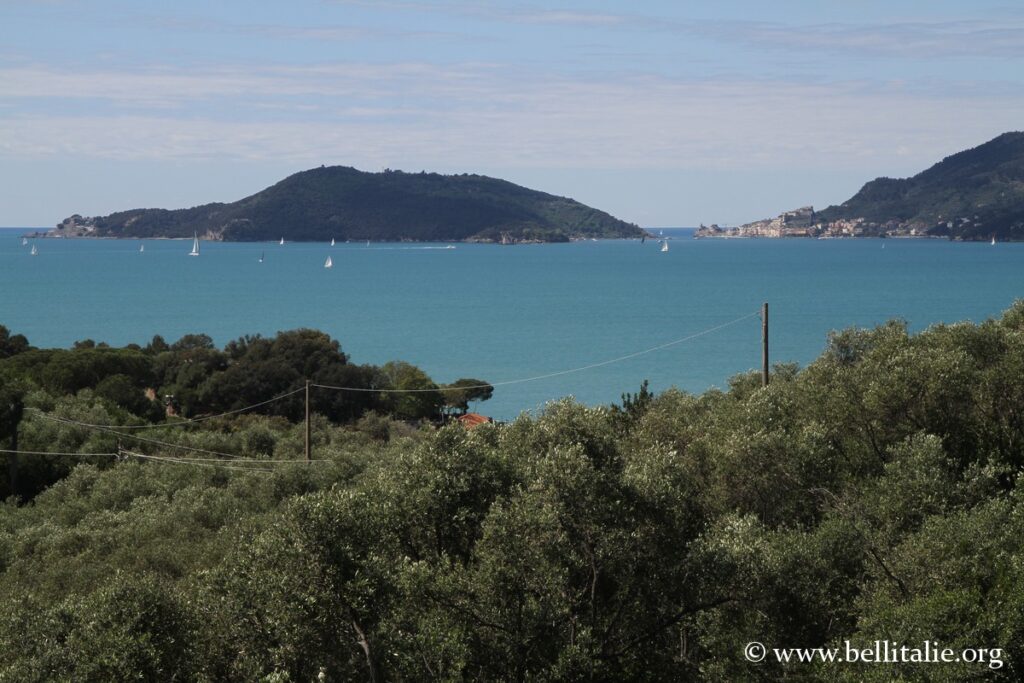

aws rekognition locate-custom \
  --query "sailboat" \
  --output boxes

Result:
[660,241,669,253]
[258,251,264,263]
[139,243,145,253]
[188,233,200,256]
[331,238,335,246]
[279,237,285,246]
[992,236,997,245]
[324,255,333,269]
[30,244,37,256]
[21,237,27,246]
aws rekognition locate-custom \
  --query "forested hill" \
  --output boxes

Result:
[816,131,1024,239]
[51,167,643,243]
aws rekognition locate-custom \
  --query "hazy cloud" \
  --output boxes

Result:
[137,13,480,44]
[327,0,638,28]
[1,61,1018,174]
[689,19,1024,59]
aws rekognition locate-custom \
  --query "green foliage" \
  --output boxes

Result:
[818,131,1024,239]
[377,360,444,421]
[77,166,644,243]
[6,305,1024,678]
[441,377,494,415]
[0,325,30,359]
[1,574,199,682]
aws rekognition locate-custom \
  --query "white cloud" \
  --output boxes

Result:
[691,19,1024,59]
[1,62,1020,175]
[326,1,636,27]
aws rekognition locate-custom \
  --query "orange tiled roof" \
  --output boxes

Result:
[457,413,491,428]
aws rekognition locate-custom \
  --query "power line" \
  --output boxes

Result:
[130,453,326,464]
[118,449,275,473]
[0,446,319,470]
[21,309,759,463]
[0,448,117,457]
[24,386,305,430]
[29,412,248,459]
[314,311,761,393]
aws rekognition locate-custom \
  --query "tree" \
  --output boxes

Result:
[0,381,26,498]
[0,325,29,359]
[440,378,494,415]
[377,361,443,421]
[95,373,158,418]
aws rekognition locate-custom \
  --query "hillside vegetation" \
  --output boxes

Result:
[817,131,1024,239]
[53,167,643,243]
[4,306,1024,679]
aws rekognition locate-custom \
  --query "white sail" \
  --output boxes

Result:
[189,233,200,256]
[331,238,335,246]
[139,243,145,253]
[992,236,997,245]
[324,255,333,269]
[660,241,669,252]
[30,244,37,256]
[21,237,27,246]
[280,237,285,245]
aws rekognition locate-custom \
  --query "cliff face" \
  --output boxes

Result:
[52,167,643,243]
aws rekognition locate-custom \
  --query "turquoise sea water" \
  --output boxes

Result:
[2,227,1023,419]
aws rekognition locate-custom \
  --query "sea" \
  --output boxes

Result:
[2,227,1022,420]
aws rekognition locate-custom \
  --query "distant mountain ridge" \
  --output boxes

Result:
[816,131,1024,239]
[694,132,1024,240]
[50,167,643,243]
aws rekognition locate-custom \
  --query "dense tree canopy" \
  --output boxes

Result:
[0,326,490,500]
[4,305,1024,679]
[58,166,644,243]
[817,131,1024,239]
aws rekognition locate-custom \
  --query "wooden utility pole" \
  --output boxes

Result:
[761,302,770,387]
[305,380,311,462]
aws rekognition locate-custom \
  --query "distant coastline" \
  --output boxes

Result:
[698,132,1024,242]
[18,230,655,245]
[693,207,982,241]
[42,166,645,245]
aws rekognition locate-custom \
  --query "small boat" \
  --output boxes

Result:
[30,244,38,256]
[139,243,145,253]
[445,245,456,249]
[188,233,200,256]
[992,236,997,245]
[279,237,285,246]
[258,251,264,263]
[21,237,28,246]
[324,255,333,269]
[331,238,335,246]
[660,241,669,253]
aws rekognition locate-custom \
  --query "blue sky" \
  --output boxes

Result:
[2,0,1022,227]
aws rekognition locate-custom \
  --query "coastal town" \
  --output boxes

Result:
[694,206,974,239]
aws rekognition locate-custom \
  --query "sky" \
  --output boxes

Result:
[1,0,1022,227]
